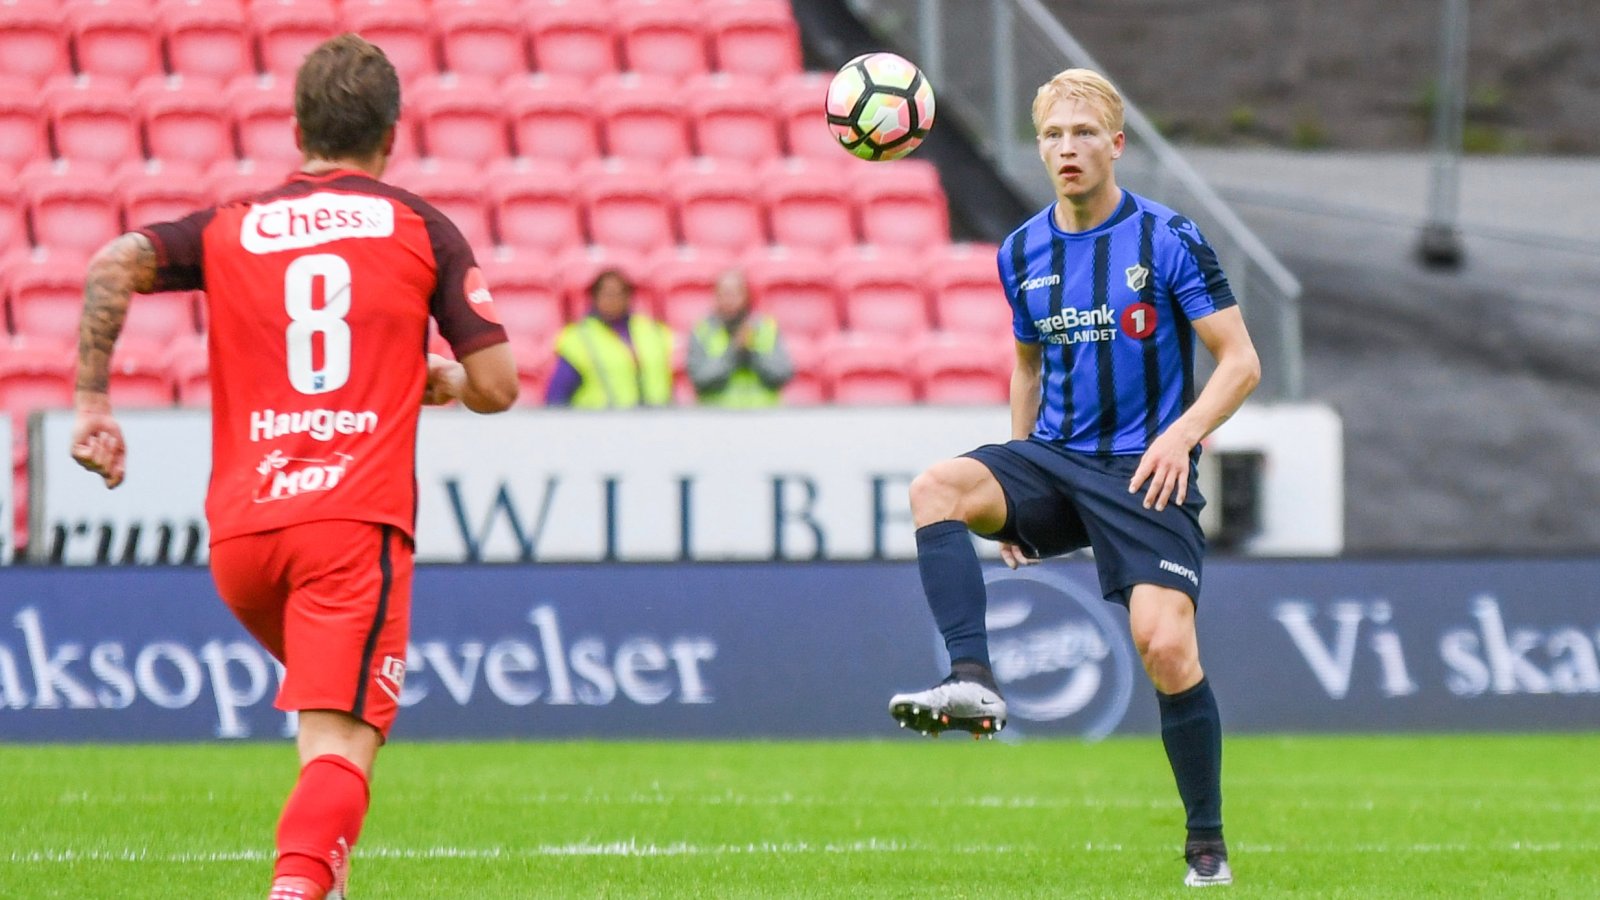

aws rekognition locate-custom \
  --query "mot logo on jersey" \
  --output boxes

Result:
[254,450,355,503]
[980,567,1137,738]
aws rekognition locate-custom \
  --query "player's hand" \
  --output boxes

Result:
[423,352,467,406]
[70,409,127,489]
[999,542,1037,570]
[1129,429,1195,512]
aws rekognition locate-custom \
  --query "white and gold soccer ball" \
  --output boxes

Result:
[824,52,936,161]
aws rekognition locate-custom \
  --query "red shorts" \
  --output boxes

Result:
[210,519,413,737]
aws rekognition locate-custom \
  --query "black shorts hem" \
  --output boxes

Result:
[1103,574,1202,608]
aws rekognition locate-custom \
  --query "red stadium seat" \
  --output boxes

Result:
[577,158,675,254]
[46,78,141,166]
[852,159,950,248]
[436,4,527,82]
[410,74,509,165]
[136,76,235,167]
[776,72,841,159]
[616,3,707,83]
[0,83,49,179]
[486,159,583,253]
[162,2,252,82]
[0,338,75,433]
[684,73,782,164]
[594,74,691,164]
[23,165,121,253]
[252,2,339,79]
[706,2,800,83]
[5,257,85,344]
[642,245,733,334]
[505,332,554,405]
[779,333,824,405]
[385,158,493,253]
[227,74,300,166]
[667,157,764,254]
[169,332,210,406]
[0,1,72,87]
[832,247,932,339]
[759,157,856,252]
[553,244,647,321]
[912,331,1010,405]
[108,338,178,407]
[340,3,437,86]
[925,243,1010,338]
[742,246,840,341]
[116,159,208,229]
[206,157,286,204]
[478,249,565,347]
[503,74,600,166]
[0,180,27,253]
[818,332,916,405]
[70,2,163,83]
[525,4,618,84]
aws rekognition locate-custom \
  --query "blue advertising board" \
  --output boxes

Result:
[0,559,1597,741]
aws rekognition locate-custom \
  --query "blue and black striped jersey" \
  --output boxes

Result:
[998,190,1236,455]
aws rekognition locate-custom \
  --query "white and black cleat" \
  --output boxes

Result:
[888,673,1007,737]
[1183,840,1232,887]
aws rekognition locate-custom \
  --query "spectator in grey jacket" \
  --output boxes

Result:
[687,269,793,407]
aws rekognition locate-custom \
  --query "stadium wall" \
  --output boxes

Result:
[0,559,1596,742]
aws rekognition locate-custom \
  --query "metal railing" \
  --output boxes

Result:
[845,0,1305,400]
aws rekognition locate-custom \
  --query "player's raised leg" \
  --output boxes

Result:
[888,458,1010,736]
[1129,584,1230,887]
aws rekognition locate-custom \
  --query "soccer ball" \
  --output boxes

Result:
[824,52,935,161]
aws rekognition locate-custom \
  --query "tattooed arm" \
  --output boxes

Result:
[71,233,159,489]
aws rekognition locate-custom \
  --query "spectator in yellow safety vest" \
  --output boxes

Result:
[686,269,793,407]
[545,268,674,408]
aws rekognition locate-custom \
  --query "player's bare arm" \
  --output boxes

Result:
[71,233,160,489]
[1129,306,1260,511]
[426,343,518,412]
[999,341,1045,568]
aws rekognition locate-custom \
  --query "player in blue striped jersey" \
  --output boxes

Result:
[887,69,1260,888]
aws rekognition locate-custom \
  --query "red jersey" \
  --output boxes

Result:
[139,169,507,543]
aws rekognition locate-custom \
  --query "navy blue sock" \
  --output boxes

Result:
[915,520,989,670]
[1157,676,1224,841]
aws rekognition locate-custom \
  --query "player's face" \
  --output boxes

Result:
[1036,99,1124,201]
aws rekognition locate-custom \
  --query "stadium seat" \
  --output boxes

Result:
[925,243,1011,338]
[553,244,647,321]
[525,4,618,84]
[340,3,438,86]
[205,157,286,204]
[759,157,857,252]
[742,246,841,341]
[5,257,86,345]
[505,332,554,405]
[616,3,708,83]
[137,76,235,167]
[852,159,950,249]
[486,159,583,253]
[252,2,340,80]
[779,333,824,405]
[0,83,50,172]
[0,180,27,254]
[46,78,142,167]
[227,74,300,166]
[642,245,734,334]
[818,332,916,405]
[684,73,783,164]
[116,159,208,230]
[668,157,765,254]
[168,332,210,406]
[776,72,841,159]
[912,331,1010,405]
[162,2,253,82]
[706,2,800,83]
[478,249,565,347]
[594,74,691,164]
[0,1,72,87]
[0,339,75,442]
[832,247,932,339]
[503,74,601,166]
[108,338,178,407]
[578,160,676,255]
[436,3,527,82]
[410,74,510,165]
[384,158,493,253]
[69,2,163,83]
[23,164,121,253]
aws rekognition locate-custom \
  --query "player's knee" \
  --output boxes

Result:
[909,467,963,525]
[1137,630,1199,691]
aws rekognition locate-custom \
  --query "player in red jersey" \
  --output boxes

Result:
[70,35,518,900]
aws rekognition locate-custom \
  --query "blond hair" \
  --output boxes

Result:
[1031,68,1124,134]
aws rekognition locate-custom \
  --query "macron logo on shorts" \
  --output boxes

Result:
[1159,559,1199,586]
[241,192,395,254]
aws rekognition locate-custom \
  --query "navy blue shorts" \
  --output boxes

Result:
[963,438,1208,606]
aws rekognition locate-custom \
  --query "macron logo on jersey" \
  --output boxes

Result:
[1019,274,1061,292]
[251,408,379,442]
[240,192,395,254]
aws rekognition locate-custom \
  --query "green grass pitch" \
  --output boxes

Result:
[2,735,1595,898]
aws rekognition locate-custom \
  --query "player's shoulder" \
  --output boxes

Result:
[1127,192,1209,245]
[999,204,1057,257]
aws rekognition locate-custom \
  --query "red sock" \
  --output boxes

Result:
[273,754,371,890]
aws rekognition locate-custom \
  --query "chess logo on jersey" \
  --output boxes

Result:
[462,266,501,324]
[241,192,395,254]
[1125,263,1149,292]
[253,450,355,503]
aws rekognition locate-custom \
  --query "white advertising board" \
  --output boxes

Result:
[31,405,1341,564]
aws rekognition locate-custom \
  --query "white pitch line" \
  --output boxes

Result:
[9,840,1600,865]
